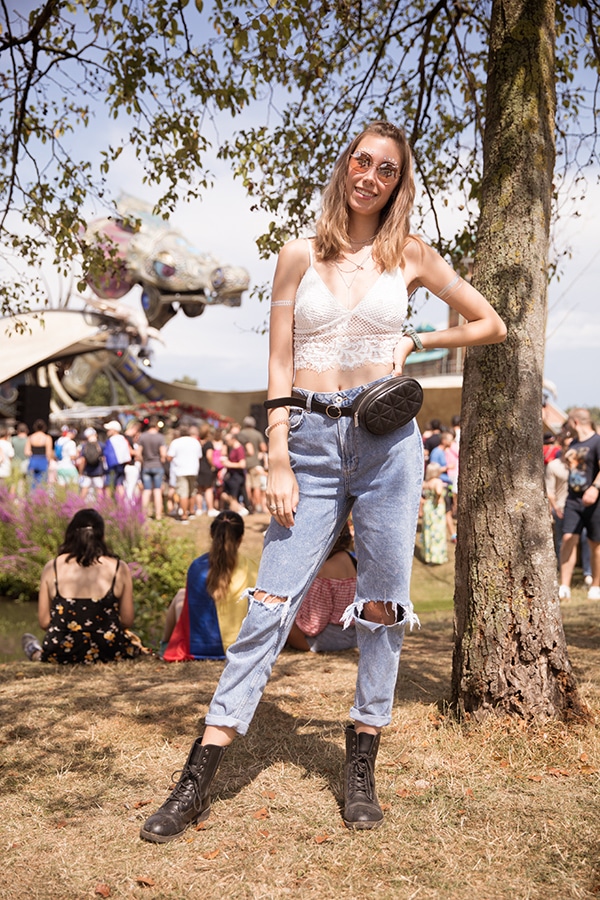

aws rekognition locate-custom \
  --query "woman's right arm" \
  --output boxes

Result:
[116,561,135,628]
[265,240,307,529]
[24,437,32,458]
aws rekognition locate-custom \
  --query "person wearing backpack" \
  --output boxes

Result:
[78,428,105,501]
[103,420,132,497]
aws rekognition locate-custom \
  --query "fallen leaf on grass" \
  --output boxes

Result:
[580,752,589,763]
[528,775,543,782]
[261,790,276,799]
[314,833,331,844]
[580,765,599,775]
[380,802,391,811]
[465,788,474,798]
[546,767,570,777]
[95,885,111,898]
[257,829,271,838]
[395,788,411,798]
[202,849,220,860]
[195,822,207,831]
[133,799,153,809]
[136,876,156,887]
[252,807,270,820]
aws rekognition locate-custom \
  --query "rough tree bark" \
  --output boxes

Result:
[451,0,587,721]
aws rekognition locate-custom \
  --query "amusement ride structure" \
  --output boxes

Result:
[1,196,253,425]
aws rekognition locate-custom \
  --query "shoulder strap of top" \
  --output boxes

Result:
[111,557,120,591]
[306,237,314,266]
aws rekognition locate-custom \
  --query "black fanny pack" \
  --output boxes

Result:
[264,376,423,436]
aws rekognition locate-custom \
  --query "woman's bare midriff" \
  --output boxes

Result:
[294,362,393,393]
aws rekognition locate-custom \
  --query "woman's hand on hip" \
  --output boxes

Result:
[266,460,299,528]
[392,335,415,375]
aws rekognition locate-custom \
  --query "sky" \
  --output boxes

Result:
[101,147,599,412]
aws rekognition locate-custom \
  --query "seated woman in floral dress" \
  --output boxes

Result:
[22,508,149,664]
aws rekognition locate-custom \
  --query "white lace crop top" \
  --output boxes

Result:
[292,242,409,373]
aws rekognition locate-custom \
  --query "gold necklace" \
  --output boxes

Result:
[348,235,376,246]
[333,249,373,305]
[335,247,373,274]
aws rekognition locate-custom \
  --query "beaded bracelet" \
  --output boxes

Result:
[265,418,290,438]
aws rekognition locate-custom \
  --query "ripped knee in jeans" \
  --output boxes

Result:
[246,588,292,628]
[341,599,420,631]
[253,590,288,604]
[360,600,399,626]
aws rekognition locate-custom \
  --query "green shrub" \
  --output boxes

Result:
[132,520,195,647]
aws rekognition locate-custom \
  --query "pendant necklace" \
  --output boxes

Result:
[333,248,373,306]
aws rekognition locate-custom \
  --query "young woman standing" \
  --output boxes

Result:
[141,121,506,842]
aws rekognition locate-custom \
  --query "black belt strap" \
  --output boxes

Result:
[264,396,353,419]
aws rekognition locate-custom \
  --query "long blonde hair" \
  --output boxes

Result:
[314,121,415,270]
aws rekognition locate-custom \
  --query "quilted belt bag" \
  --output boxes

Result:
[264,376,423,436]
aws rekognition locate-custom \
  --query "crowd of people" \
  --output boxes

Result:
[544,408,600,602]
[0,414,269,521]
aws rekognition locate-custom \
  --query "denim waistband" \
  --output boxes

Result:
[292,374,393,410]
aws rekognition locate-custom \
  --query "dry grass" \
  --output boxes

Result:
[1,582,599,900]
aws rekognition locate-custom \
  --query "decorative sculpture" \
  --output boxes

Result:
[84,194,250,328]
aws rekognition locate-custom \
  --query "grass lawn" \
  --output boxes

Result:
[0,518,598,898]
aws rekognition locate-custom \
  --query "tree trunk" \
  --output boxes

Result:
[451,0,586,721]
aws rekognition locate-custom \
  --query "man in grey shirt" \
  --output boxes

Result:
[138,416,167,520]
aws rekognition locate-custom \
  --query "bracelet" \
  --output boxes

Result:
[265,418,290,438]
[403,326,425,352]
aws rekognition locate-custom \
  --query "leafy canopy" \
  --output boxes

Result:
[1,0,599,316]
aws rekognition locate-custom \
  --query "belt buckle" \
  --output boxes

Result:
[325,404,342,419]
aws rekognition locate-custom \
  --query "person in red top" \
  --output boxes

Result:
[543,432,560,465]
[219,430,248,516]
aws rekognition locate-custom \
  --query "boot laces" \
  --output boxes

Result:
[167,766,204,812]
[350,756,374,799]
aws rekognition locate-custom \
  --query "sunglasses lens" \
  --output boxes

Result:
[377,164,397,182]
[349,152,372,172]
[349,152,398,183]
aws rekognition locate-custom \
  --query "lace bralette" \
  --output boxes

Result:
[293,252,409,373]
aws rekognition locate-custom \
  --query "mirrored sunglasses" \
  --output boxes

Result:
[348,150,399,184]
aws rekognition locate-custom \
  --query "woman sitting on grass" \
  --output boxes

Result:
[161,511,258,660]
[286,521,358,652]
[22,508,149,664]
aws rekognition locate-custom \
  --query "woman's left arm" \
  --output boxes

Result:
[394,239,507,373]
[116,560,135,628]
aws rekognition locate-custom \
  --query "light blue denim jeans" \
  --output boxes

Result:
[205,378,424,735]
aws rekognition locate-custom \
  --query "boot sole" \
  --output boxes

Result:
[139,807,210,843]
[343,817,384,830]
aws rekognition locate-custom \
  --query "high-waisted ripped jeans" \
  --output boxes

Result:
[205,378,424,735]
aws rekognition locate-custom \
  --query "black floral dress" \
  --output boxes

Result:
[41,558,149,664]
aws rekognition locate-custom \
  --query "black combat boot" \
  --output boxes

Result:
[140,739,226,843]
[343,724,384,830]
